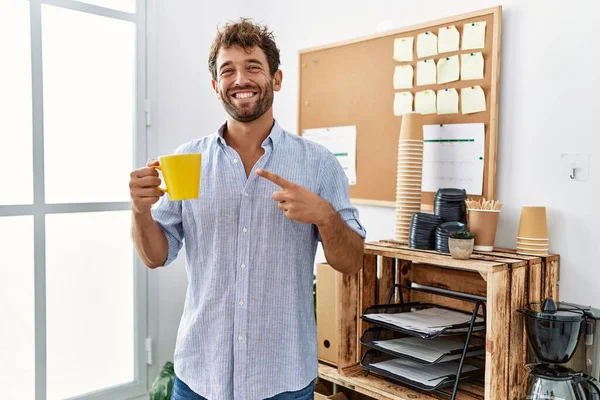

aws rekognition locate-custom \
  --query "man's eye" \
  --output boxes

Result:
[221,69,233,75]
[249,66,260,71]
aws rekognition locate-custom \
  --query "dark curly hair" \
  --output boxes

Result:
[208,18,281,81]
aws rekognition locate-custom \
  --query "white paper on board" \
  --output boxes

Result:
[302,126,358,185]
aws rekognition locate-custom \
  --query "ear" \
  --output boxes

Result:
[211,80,221,99]
[272,69,283,92]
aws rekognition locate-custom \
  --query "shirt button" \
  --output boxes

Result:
[242,227,248,233]
[239,300,244,306]
[233,159,238,164]
[244,192,249,196]
[240,263,246,269]
[238,335,243,342]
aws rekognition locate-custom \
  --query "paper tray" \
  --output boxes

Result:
[360,349,485,392]
[360,327,485,365]
[361,302,485,339]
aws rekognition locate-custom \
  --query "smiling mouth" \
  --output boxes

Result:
[231,91,258,100]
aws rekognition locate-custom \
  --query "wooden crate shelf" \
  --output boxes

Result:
[325,240,559,400]
[319,362,484,400]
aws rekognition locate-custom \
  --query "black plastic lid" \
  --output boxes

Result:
[522,298,585,322]
[529,364,577,380]
[436,188,466,196]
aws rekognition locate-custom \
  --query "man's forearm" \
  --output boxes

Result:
[132,211,169,269]
[317,211,364,275]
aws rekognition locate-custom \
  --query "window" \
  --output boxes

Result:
[0,1,148,399]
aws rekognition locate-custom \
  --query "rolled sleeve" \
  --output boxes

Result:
[151,193,184,266]
[316,151,366,241]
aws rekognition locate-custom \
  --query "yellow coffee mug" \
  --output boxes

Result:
[152,153,202,201]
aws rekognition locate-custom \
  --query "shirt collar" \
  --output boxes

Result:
[217,119,283,149]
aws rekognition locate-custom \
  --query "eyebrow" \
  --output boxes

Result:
[219,59,264,71]
[245,58,264,66]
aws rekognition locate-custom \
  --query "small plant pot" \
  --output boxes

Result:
[448,238,474,260]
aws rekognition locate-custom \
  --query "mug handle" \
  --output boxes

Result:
[150,165,168,193]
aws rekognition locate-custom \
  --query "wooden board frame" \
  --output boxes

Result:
[298,7,502,208]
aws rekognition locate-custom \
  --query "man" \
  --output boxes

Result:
[129,18,366,400]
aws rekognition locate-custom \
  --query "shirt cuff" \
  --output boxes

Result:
[156,220,183,266]
[317,210,366,242]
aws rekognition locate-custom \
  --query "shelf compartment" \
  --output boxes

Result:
[360,349,485,394]
[360,327,485,365]
[361,301,485,339]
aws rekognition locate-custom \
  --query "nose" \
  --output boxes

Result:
[233,69,251,87]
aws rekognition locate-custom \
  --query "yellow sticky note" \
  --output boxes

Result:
[393,65,413,89]
[438,25,459,53]
[437,88,459,114]
[416,31,438,58]
[462,21,486,50]
[437,55,459,84]
[416,59,436,86]
[393,37,414,62]
[415,90,436,115]
[461,86,486,114]
[461,52,484,80]
[394,92,413,116]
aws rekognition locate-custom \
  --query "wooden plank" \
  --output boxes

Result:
[475,248,542,262]
[349,199,396,208]
[508,266,528,400]
[318,363,484,400]
[487,2,502,198]
[409,291,483,315]
[473,247,545,314]
[484,269,510,400]
[474,248,544,372]
[493,247,560,302]
[544,256,560,301]
[365,244,506,274]
[358,254,377,362]
[396,259,412,304]
[378,257,395,304]
[411,264,487,297]
[493,247,559,260]
[526,260,543,364]
[529,261,543,304]
[381,240,527,268]
[338,268,359,371]
[300,6,501,54]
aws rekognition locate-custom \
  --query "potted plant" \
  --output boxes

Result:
[448,231,475,260]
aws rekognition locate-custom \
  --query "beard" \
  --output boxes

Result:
[221,80,274,123]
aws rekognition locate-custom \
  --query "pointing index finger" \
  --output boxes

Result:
[256,169,294,189]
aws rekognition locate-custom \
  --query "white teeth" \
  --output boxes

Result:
[234,92,255,99]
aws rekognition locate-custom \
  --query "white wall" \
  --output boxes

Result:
[148,0,600,371]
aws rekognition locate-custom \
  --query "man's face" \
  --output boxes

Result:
[212,45,282,123]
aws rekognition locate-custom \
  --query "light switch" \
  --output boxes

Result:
[560,153,590,182]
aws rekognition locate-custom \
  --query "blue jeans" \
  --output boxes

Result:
[171,375,315,400]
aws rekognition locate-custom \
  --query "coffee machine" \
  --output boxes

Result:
[521,298,600,399]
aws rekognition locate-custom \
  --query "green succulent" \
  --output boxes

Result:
[450,231,475,239]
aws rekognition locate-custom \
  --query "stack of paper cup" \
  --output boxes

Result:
[395,112,424,243]
[517,206,549,256]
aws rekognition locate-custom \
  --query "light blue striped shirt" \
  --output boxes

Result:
[151,120,366,400]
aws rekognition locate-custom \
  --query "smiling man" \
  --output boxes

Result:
[129,18,366,400]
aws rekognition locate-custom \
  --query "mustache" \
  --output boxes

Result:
[227,85,260,95]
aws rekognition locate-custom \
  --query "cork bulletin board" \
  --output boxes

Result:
[298,7,502,208]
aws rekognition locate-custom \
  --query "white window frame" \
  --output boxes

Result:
[0,1,152,399]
